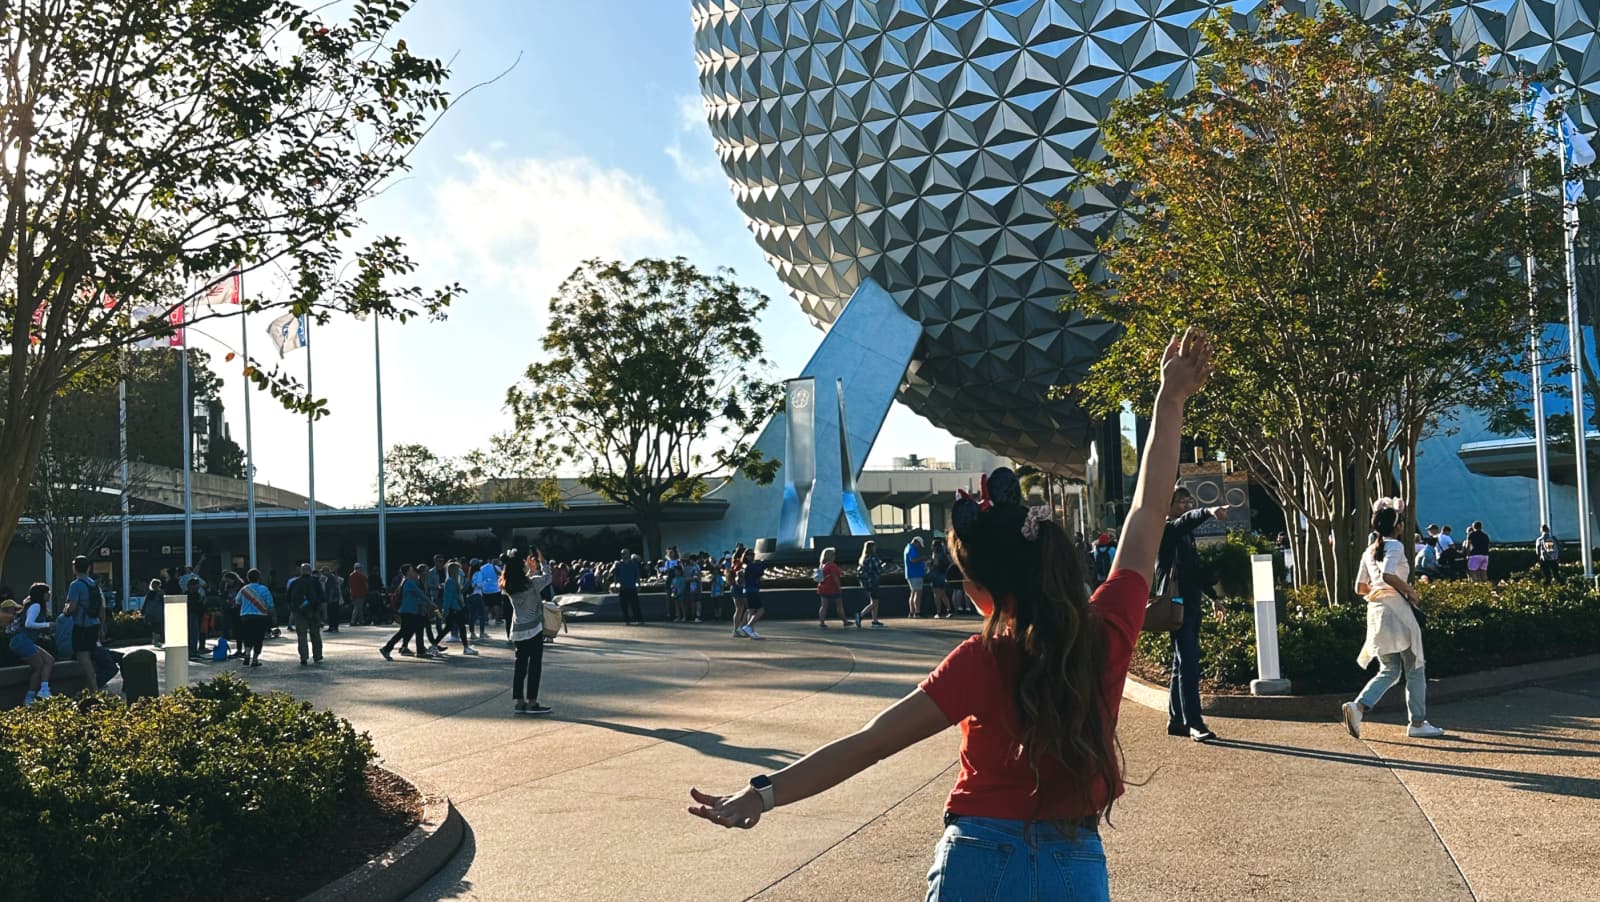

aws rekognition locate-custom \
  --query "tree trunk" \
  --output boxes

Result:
[637,513,664,562]
[0,405,51,584]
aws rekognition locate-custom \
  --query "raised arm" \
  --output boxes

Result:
[1110,328,1215,587]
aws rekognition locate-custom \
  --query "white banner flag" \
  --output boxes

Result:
[201,272,242,306]
[130,304,184,349]
[267,311,307,357]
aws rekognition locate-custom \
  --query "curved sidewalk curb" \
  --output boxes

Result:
[1122,652,1600,722]
[300,768,464,902]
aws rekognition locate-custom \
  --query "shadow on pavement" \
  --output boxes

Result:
[1211,738,1600,800]
[405,820,477,901]
[567,717,802,770]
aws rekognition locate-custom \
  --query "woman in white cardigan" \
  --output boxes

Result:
[505,548,555,716]
[1341,499,1444,740]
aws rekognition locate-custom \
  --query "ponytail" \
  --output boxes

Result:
[1371,508,1399,562]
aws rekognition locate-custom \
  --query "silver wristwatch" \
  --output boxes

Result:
[749,774,775,811]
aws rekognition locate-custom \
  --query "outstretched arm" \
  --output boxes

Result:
[688,689,949,829]
[1111,329,1215,587]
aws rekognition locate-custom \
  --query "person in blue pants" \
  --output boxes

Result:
[1157,486,1227,742]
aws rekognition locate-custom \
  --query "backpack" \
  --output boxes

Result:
[78,578,105,621]
[1539,537,1560,561]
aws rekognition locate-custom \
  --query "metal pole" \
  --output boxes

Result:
[181,302,193,570]
[306,316,317,568]
[374,315,387,585]
[119,352,131,606]
[1525,170,1552,531]
[1560,140,1594,577]
[241,274,257,569]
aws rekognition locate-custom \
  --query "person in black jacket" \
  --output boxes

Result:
[1157,486,1228,742]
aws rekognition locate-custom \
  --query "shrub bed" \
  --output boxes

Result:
[1133,576,1600,695]
[0,674,373,900]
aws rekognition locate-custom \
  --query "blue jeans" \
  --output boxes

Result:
[925,816,1108,902]
[1168,599,1204,729]
[1356,648,1427,723]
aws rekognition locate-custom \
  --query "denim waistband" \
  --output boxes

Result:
[943,811,1100,832]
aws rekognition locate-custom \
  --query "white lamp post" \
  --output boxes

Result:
[1249,554,1291,695]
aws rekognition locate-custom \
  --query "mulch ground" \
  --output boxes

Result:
[211,765,424,902]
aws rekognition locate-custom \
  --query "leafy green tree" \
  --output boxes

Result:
[507,258,783,558]
[1066,6,1567,600]
[381,443,478,507]
[0,0,460,575]
[462,430,562,507]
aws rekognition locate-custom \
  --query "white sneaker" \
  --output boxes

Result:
[1407,721,1446,738]
[462,647,480,656]
[429,645,445,655]
[746,628,764,640]
[738,625,753,638]
[1341,702,1363,739]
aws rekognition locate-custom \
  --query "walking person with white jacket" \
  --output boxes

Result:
[1342,499,1445,740]
[506,548,556,716]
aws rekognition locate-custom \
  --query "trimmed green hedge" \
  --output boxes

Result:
[0,674,373,900]
[1135,576,1600,694]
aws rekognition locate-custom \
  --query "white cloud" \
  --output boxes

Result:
[419,152,698,312]
[208,152,706,506]
[665,93,727,185]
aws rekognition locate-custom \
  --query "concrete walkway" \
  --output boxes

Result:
[171,619,1598,901]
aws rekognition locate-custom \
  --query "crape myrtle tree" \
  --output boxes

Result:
[1064,6,1569,601]
[507,258,783,559]
[0,0,462,575]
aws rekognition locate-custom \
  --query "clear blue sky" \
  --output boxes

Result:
[202,1,956,505]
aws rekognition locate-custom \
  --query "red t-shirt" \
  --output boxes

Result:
[918,568,1147,820]
[817,561,842,595]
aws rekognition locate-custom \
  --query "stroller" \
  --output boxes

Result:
[1436,543,1469,581]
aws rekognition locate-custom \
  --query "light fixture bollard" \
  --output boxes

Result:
[1249,554,1292,695]
[164,594,188,692]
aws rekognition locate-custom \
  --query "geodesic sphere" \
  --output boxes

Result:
[690,0,1599,471]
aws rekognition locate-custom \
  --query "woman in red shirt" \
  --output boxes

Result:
[689,329,1214,901]
[816,547,847,628]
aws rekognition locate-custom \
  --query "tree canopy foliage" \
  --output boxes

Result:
[1066,5,1571,599]
[0,0,460,573]
[506,258,783,557]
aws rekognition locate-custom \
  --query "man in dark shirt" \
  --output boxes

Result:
[614,551,643,625]
[1156,486,1228,742]
[287,562,326,666]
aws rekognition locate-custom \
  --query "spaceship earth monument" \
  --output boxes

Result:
[690,0,1600,473]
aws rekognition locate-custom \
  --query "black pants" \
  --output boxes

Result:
[384,613,427,653]
[1541,560,1559,584]
[513,636,545,702]
[240,616,269,660]
[619,586,642,623]
[445,609,467,645]
[326,601,341,631]
[425,615,448,646]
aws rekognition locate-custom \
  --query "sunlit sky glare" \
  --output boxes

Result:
[191,1,958,506]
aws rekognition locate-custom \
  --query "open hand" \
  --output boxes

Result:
[1159,327,1215,402]
[688,787,764,829]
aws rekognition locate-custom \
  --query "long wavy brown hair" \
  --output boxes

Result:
[949,504,1123,827]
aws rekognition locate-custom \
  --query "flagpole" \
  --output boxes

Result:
[181,299,193,571]
[119,348,131,608]
[306,316,317,568]
[1560,133,1594,578]
[374,314,387,586]
[241,275,257,569]
[1524,169,1553,532]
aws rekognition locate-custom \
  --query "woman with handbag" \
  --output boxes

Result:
[507,548,556,716]
[688,328,1215,902]
[1341,499,1445,739]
